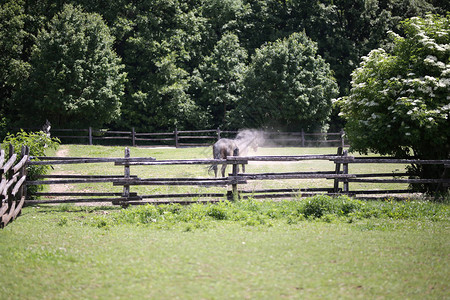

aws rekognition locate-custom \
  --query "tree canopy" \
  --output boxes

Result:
[0,0,27,117]
[194,33,248,127]
[0,0,448,132]
[12,4,126,128]
[234,32,338,131]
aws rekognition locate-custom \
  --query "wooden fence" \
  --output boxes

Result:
[0,145,29,228]
[24,147,450,206]
[48,127,347,148]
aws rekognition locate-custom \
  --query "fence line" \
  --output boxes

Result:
[0,144,29,228]
[24,147,450,206]
[44,127,347,148]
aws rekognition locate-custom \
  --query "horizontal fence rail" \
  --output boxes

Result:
[19,127,349,148]
[23,147,450,206]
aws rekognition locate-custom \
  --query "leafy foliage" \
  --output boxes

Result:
[0,0,28,118]
[12,4,126,128]
[340,14,450,158]
[2,0,448,131]
[2,130,60,196]
[338,14,450,193]
[234,32,338,131]
[301,195,362,218]
[194,33,248,127]
[116,0,209,131]
[0,117,8,141]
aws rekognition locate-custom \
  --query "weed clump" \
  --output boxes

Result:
[300,195,362,218]
[97,195,448,230]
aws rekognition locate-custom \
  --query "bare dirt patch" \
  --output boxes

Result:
[46,146,113,206]
[47,145,72,197]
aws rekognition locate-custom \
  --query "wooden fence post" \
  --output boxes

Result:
[132,127,136,147]
[301,129,305,147]
[5,144,14,218]
[231,148,239,200]
[23,146,29,201]
[7,144,13,179]
[174,127,179,148]
[88,127,93,145]
[340,130,345,148]
[13,145,29,220]
[343,149,349,193]
[18,146,26,199]
[217,127,221,140]
[333,147,343,193]
[122,147,130,206]
[435,164,449,195]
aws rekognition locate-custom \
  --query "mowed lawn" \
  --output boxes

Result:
[1,207,448,299]
[0,145,448,299]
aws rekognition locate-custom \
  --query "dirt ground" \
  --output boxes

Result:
[46,145,113,206]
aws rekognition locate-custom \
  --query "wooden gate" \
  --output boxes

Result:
[0,145,29,227]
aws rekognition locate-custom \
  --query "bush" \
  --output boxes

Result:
[2,130,60,197]
[207,202,229,220]
[300,195,362,219]
[338,14,450,194]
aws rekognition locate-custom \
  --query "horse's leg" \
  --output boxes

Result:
[221,163,227,177]
[213,165,218,177]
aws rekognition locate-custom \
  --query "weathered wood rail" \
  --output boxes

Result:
[0,145,29,228]
[24,147,450,206]
[30,127,348,148]
[47,128,237,147]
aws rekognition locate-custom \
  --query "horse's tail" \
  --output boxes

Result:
[207,162,216,176]
[207,164,216,176]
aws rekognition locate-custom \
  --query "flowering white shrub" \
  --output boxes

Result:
[339,14,449,160]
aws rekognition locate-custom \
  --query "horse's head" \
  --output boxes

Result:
[236,129,264,153]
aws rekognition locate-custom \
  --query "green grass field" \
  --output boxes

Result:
[1,203,448,299]
[1,145,448,299]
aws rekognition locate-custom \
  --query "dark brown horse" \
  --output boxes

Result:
[209,130,262,177]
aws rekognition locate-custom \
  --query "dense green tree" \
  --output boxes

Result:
[233,32,338,131]
[0,0,28,122]
[117,0,209,131]
[2,0,448,133]
[339,14,449,193]
[13,4,126,128]
[202,0,249,46]
[194,33,248,126]
[272,0,442,95]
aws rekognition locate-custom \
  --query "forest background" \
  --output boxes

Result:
[1,0,449,135]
